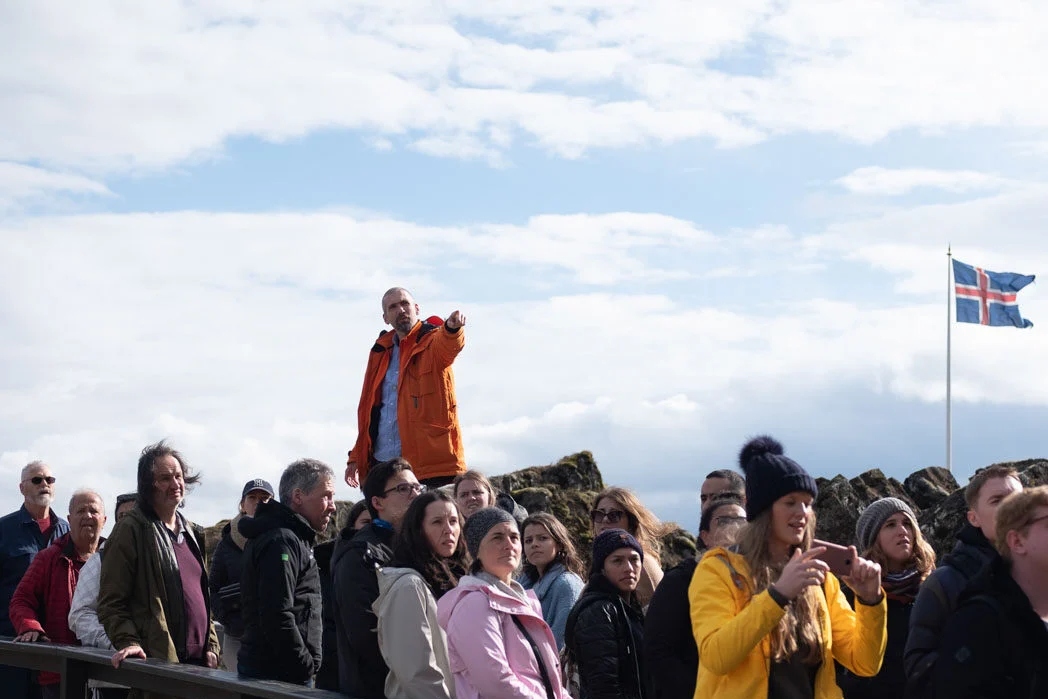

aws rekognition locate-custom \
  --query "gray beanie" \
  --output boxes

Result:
[464,507,517,558]
[855,497,918,553]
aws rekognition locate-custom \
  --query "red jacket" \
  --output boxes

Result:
[9,533,94,685]
[349,319,466,483]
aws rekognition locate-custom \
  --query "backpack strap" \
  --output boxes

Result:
[512,615,557,699]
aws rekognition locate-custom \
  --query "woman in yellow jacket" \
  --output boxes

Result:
[688,436,888,699]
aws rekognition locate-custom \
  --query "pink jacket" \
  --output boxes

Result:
[437,574,567,699]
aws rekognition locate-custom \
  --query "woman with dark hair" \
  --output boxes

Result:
[590,486,672,608]
[374,490,469,699]
[437,507,567,699]
[520,512,585,649]
[837,498,936,699]
[564,529,648,699]
[689,436,887,699]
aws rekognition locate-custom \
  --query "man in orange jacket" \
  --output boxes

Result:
[345,287,467,490]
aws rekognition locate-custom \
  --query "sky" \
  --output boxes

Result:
[2,1,1047,535]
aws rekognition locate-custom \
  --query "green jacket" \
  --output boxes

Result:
[98,507,221,698]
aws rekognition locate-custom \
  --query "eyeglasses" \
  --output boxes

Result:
[714,515,747,528]
[27,476,56,485]
[590,509,626,524]
[383,482,426,497]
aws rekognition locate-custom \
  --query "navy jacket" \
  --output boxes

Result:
[0,505,69,636]
[934,556,1048,699]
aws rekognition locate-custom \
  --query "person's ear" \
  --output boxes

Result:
[967,509,980,528]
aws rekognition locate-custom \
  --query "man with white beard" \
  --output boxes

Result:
[0,460,70,698]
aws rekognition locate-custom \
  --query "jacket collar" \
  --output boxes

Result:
[530,562,566,596]
[373,320,439,352]
[18,504,58,525]
[238,499,317,545]
[458,573,539,616]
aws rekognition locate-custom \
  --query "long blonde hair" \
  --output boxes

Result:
[593,486,672,561]
[736,510,823,664]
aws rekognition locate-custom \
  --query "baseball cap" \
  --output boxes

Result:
[241,479,275,500]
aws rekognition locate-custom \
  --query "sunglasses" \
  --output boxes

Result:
[590,508,626,524]
[27,476,56,486]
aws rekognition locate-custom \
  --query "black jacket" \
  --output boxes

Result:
[838,590,912,699]
[933,556,1048,699]
[331,521,394,699]
[236,500,322,684]
[207,517,246,638]
[642,556,697,699]
[903,524,996,693]
[566,575,647,699]
[313,539,338,691]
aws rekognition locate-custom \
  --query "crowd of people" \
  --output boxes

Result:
[1,287,1046,699]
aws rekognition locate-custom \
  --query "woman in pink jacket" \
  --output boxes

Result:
[437,507,567,699]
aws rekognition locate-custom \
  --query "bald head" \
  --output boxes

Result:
[381,287,420,337]
[381,287,413,308]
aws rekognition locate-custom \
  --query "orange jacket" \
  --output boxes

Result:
[349,319,466,483]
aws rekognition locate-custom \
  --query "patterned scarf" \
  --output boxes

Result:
[882,567,922,603]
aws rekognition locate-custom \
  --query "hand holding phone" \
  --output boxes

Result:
[811,539,855,578]
[773,547,830,601]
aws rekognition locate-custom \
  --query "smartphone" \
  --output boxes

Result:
[811,539,854,577]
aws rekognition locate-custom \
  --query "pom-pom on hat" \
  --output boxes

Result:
[855,497,918,554]
[738,435,818,522]
[463,506,517,559]
[590,528,643,577]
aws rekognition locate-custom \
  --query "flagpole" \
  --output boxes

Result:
[946,245,953,473]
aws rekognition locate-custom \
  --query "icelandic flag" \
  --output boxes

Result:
[953,259,1035,328]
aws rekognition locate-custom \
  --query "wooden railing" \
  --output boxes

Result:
[0,638,346,699]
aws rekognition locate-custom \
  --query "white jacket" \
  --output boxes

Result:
[68,547,125,691]
[374,566,455,699]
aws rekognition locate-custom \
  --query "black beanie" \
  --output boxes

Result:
[590,528,643,577]
[738,435,818,522]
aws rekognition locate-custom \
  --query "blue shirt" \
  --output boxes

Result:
[373,337,402,462]
[0,504,70,635]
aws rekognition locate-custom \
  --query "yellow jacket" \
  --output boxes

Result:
[688,548,886,699]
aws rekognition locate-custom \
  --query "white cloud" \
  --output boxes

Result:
[0,162,111,211]
[1,201,1046,530]
[836,166,1012,196]
[2,1,1047,173]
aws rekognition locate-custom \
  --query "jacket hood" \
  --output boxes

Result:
[238,499,317,545]
[222,514,249,551]
[436,574,539,629]
[330,521,393,571]
[942,522,996,571]
[377,566,423,597]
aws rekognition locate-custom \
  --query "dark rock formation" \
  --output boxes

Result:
[202,454,1048,569]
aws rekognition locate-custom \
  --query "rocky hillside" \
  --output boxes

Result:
[203,453,1048,568]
